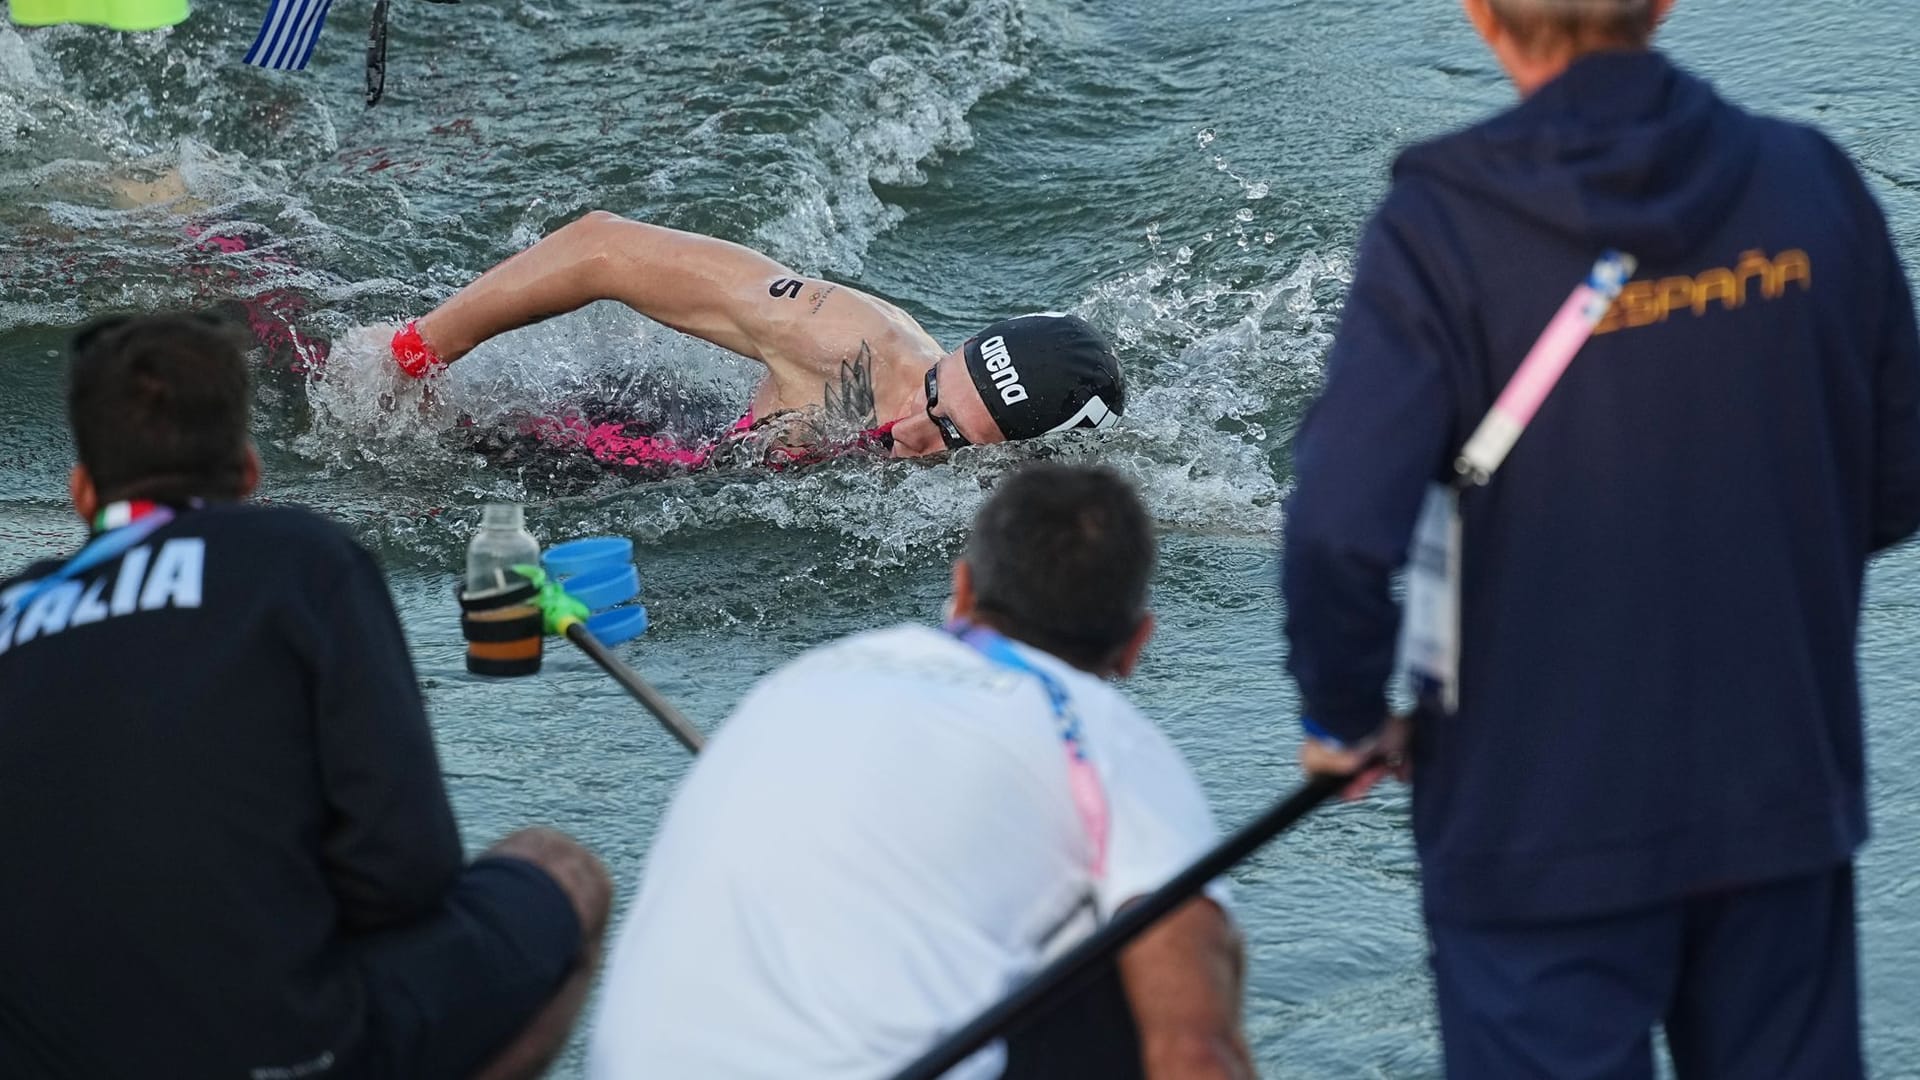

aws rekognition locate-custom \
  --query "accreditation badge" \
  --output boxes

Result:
[1397,483,1461,714]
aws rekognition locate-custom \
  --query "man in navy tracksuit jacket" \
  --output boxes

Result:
[0,313,613,1078]
[1282,1,1920,1077]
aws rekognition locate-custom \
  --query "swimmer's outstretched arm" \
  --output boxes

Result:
[416,211,880,368]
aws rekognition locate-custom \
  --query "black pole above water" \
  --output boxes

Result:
[889,768,1353,1080]
[563,621,707,755]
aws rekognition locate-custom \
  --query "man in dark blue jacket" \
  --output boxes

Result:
[1283,0,1920,1077]
[0,312,613,1078]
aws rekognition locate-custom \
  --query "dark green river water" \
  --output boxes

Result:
[2,0,1916,1075]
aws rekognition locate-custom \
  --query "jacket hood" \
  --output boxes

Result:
[1394,50,1759,264]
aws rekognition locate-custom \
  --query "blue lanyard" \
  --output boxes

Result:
[1,502,179,622]
[946,620,1110,877]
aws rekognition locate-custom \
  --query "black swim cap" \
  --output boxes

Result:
[961,313,1125,441]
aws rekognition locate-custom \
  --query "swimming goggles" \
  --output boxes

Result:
[925,363,971,452]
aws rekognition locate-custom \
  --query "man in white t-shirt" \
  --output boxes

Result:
[588,463,1253,1079]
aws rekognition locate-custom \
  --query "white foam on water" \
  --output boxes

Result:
[280,0,1043,528]
[0,29,128,175]
[301,303,760,450]
[7,0,1344,575]
[0,7,327,309]
[296,195,1353,570]
[0,26,39,89]
[1081,243,1353,530]
[0,22,213,168]
[750,0,1031,275]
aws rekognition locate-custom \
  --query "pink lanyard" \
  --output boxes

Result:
[1454,250,1637,487]
[948,621,1109,880]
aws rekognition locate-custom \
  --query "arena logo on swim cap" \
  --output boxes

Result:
[1046,394,1119,435]
[978,335,1029,405]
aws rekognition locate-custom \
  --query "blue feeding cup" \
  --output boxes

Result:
[587,605,649,646]
[543,536,634,580]
[546,534,649,646]
[565,563,640,612]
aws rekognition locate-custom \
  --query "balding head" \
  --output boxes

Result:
[1463,0,1672,95]
[1482,0,1663,56]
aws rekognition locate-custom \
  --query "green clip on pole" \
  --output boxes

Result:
[516,565,707,755]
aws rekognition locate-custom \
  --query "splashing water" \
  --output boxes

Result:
[293,217,1350,568]
[9,3,1920,1079]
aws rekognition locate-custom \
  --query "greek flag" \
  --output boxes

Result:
[243,0,335,71]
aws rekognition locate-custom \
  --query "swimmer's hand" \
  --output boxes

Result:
[390,320,447,379]
[324,323,443,415]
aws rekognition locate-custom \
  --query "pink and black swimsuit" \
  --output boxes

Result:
[516,409,899,473]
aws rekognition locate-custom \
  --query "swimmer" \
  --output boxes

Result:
[7,163,325,374]
[386,212,1127,462]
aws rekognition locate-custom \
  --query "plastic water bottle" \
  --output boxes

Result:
[466,503,541,596]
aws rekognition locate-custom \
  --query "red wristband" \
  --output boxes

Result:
[391,321,446,379]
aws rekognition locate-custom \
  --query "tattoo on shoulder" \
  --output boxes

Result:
[745,342,879,452]
[821,342,878,432]
[808,284,838,315]
[769,278,803,300]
